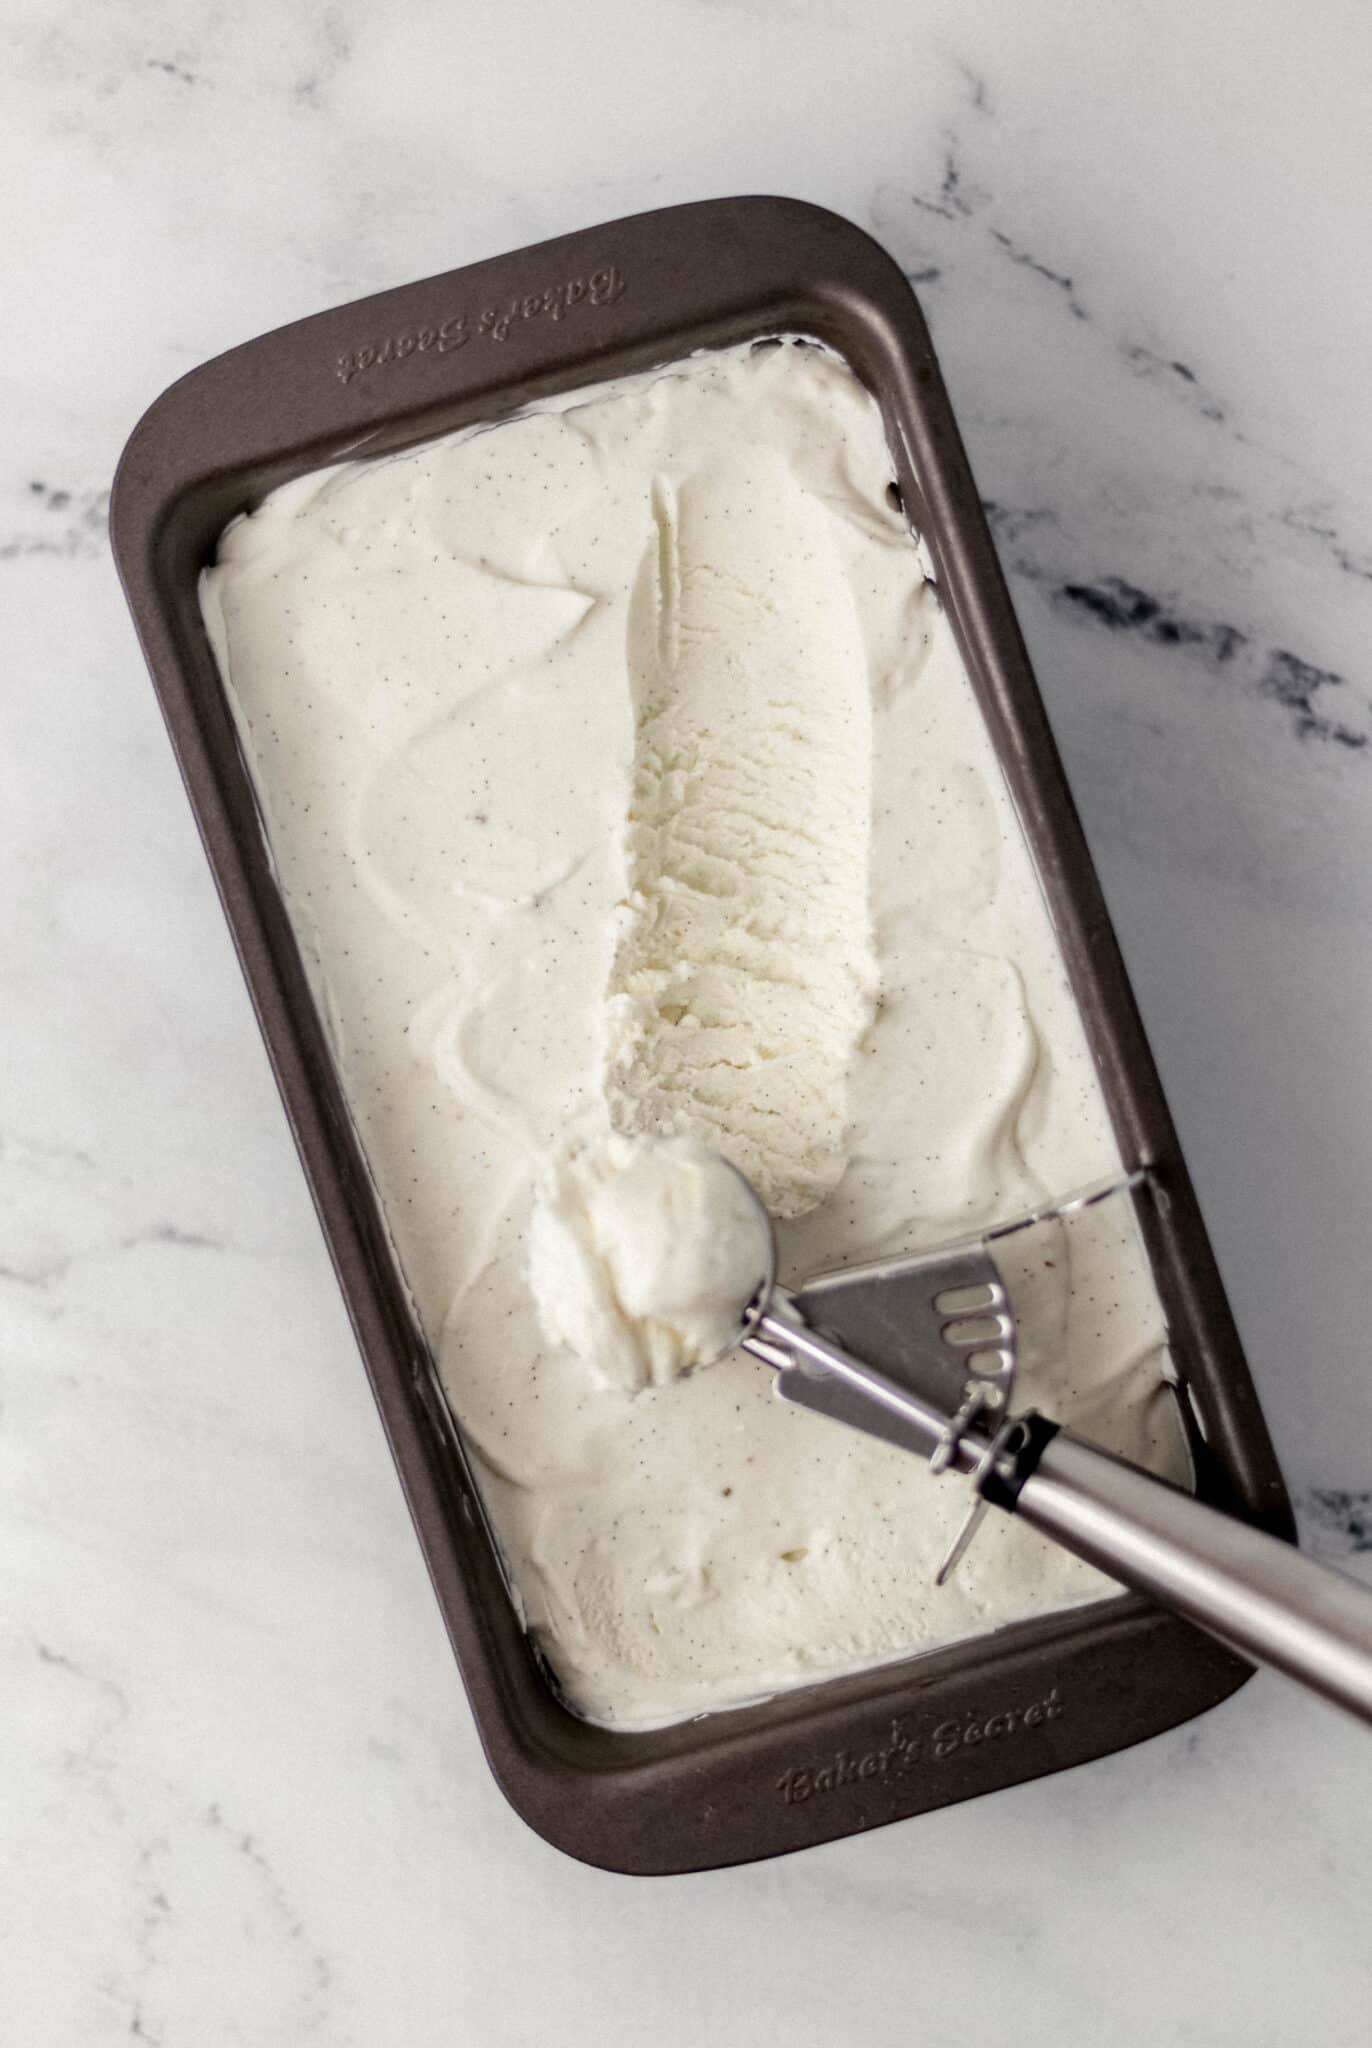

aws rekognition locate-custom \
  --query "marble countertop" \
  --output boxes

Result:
[3,0,1370,2040]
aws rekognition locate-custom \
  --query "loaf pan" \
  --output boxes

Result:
[110,197,1292,1874]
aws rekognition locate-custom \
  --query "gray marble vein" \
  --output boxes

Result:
[1,482,110,560]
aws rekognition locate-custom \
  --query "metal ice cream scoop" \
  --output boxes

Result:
[729,1167,1372,1729]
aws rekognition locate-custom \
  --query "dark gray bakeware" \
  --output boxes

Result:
[111,197,1292,1874]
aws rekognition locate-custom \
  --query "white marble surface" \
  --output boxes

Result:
[3,0,1371,2039]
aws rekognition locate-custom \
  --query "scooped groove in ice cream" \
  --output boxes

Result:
[201,337,1187,1730]
[606,456,878,1217]
[528,1135,773,1392]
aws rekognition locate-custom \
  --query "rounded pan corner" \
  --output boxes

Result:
[647,190,918,280]
[109,380,187,586]
[110,341,257,561]
[716,191,927,293]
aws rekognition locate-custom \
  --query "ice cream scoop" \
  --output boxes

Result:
[528,1126,1372,1722]
[527,1134,775,1392]
[725,1165,1372,1730]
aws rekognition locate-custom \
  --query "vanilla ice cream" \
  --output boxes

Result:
[201,338,1186,1728]
[528,1134,772,1391]
[606,451,877,1216]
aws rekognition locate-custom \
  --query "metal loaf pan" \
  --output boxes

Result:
[111,197,1293,1874]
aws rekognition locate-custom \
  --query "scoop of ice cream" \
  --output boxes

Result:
[528,1134,773,1392]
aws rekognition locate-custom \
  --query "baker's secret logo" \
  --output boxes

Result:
[774,1685,1065,1807]
[334,263,627,384]
[929,1684,1064,1761]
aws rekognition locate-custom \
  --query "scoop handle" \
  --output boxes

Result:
[1015,1431,1372,1725]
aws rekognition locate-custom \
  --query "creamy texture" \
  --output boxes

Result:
[606,452,877,1216]
[202,339,1186,1729]
[528,1134,772,1392]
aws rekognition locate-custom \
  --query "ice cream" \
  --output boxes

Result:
[201,338,1187,1729]
[527,1134,772,1392]
[606,451,877,1217]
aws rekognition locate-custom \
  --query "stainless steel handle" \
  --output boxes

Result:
[1016,1431,1372,1724]
[748,1300,1372,1725]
